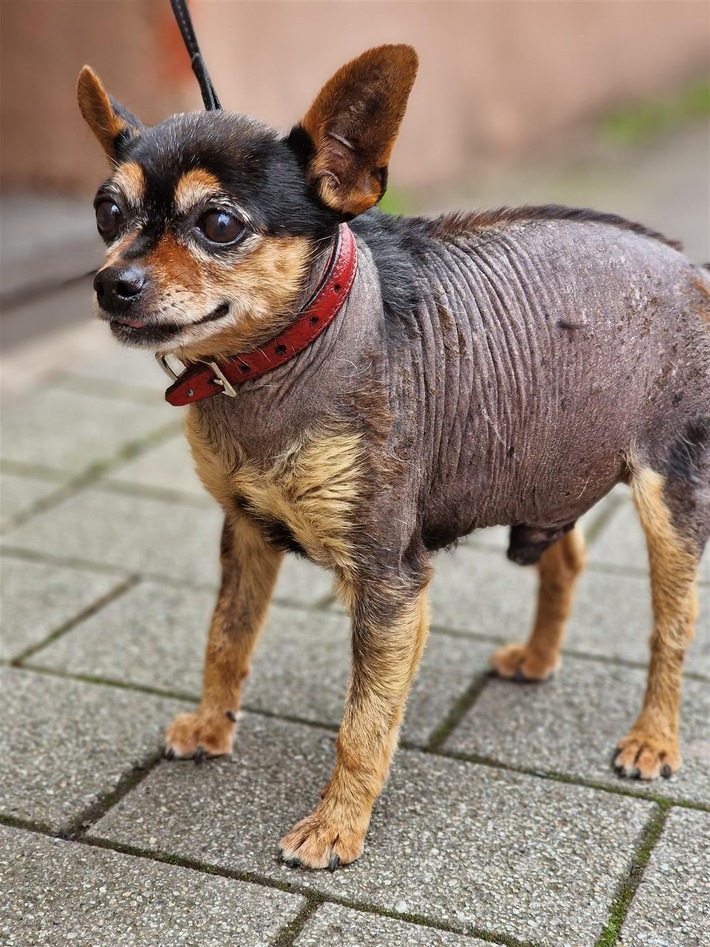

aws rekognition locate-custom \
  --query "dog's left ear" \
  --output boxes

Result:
[77,65,144,164]
[292,44,418,217]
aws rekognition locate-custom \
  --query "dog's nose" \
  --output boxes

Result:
[93,266,147,313]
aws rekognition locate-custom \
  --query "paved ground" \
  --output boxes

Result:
[1,122,709,946]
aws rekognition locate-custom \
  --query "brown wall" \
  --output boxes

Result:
[1,0,708,196]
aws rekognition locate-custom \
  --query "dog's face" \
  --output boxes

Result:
[78,46,418,360]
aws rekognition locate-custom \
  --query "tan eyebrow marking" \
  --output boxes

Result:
[174,168,223,216]
[112,161,146,208]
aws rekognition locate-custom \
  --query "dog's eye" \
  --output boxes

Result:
[198,211,245,245]
[95,200,123,240]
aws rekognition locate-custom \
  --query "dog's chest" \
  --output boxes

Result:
[186,410,363,573]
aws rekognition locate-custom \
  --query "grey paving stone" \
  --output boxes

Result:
[0,386,173,474]
[73,345,171,390]
[294,903,488,946]
[446,656,710,804]
[0,667,189,831]
[90,714,655,947]
[428,544,537,637]
[275,555,334,606]
[107,435,207,498]
[30,581,491,746]
[619,808,710,947]
[589,500,710,584]
[0,825,304,947]
[4,488,224,586]
[0,556,126,661]
[0,472,62,529]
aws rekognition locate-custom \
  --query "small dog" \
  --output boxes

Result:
[78,44,709,870]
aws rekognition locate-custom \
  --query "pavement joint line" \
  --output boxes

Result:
[427,671,491,750]
[584,558,710,587]
[0,418,183,535]
[593,803,669,947]
[94,478,214,510]
[0,544,133,577]
[66,749,166,840]
[9,574,140,667]
[429,747,710,812]
[0,459,68,481]
[272,897,324,947]
[55,371,167,406]
[6,663,707,814]
[71,833,547,947]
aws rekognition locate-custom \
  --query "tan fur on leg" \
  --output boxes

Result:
[165,516,282,759]
[491,528,585,681]
[614,468,698,779]
[280,581,431,869]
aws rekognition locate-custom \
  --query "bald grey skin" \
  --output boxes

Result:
[202,210,710,569]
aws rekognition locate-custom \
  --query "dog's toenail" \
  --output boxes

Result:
[282,856,300,868]
[165,748,175,761]
[661,764,672,779]
[225,710,237,722]
[194,746,205,765]
[328,854,340,872]
[630,767,641,780]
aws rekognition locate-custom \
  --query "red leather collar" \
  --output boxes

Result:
[161,223,357,406]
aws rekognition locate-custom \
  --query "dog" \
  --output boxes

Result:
[77,44,710,870]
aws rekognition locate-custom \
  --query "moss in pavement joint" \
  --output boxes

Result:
[594,804,669,947]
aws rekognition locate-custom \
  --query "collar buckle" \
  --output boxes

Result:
[155,353,183,381]
[203,360,237,397]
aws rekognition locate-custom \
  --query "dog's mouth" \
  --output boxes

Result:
[107,302,231,346]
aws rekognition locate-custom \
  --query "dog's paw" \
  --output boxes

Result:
[613,730,681,780]
[279,804,366,871]
[164,710,236,762]
[489,643,559,682]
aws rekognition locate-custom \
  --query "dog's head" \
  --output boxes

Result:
[77,46,417,360]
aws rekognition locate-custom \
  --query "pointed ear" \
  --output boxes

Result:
[294,44,418,217]
[77,66,143,163]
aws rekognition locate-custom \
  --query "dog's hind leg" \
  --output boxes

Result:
[165,515,282,760]
[280,565,432,869]
[490,527,585,681]
[613,465,706,780]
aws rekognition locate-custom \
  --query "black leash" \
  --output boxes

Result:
[170,0,221,111]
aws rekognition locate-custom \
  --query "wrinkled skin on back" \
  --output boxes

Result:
[195,212,710,574]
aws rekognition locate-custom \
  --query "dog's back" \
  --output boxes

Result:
[359,209,710,549]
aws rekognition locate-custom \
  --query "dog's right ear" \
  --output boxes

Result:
[291,45,418,218]
[77,66,144,164]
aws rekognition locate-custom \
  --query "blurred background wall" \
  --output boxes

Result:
[1,0,708,197]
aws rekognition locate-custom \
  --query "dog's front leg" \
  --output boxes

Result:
[165,515,282,760]
[280,570,431,869]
